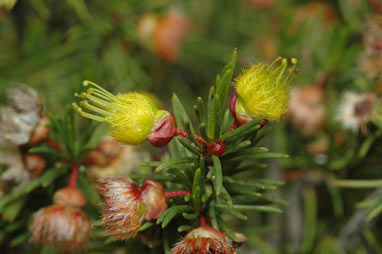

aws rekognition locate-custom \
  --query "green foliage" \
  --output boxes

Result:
[136,52,288,248]
[1,0,381,253]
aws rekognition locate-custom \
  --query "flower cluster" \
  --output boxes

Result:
[70,54,297,252]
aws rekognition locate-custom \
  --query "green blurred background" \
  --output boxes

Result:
[1,0,381,253]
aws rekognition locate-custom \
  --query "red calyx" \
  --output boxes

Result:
[229,91,252,125]
[147,111,177,147]
[230,92,269,130]
[208,141,226,156]
[229,91,238,116]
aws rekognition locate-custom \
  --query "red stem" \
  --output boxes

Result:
[200,215,206,226]
[228,121,239,132]
[165,190,192,199]
[46,137,61,152]
[68,164,79,188]
[176,129,207,147]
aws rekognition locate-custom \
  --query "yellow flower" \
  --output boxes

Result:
[73,81,174,145]
[233,57,298,121]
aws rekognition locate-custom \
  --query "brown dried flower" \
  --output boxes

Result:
[0,86,42,146]
[358,15,382,79]
[29,187,91,251]
[336,92,377,134]
[287,85,326,136]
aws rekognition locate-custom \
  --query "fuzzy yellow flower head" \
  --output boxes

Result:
[73,81,176,146]
[232,57,298,122]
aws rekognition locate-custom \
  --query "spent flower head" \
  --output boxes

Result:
[336,92,377,134]
[96,177,167,240]
[29,187,91,251]
[170,226,236,254]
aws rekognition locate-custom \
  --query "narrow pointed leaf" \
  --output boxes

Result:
[211,155,223,196]
[222,119,261,141]
[172,93,193,131]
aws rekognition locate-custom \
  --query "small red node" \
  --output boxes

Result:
[208,141,226,156]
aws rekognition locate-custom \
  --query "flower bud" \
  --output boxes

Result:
[73,81,176,146]
[53,187,87,208]
[24,154,46,178]
[232,57,298,122]
[147,111,177,147]
[29,116,50,146]
[141,179,167,220]
[170,226,236,254]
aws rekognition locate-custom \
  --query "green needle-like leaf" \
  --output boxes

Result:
[218,217,238,241]
[176,136,201,156]
[192,168,203,211]
[221,119,261,141]
[216,48,237,114]
[139,222,154,232]
[215,205,248,220]
[177,225,193,232]
[172,93,193,131]
[155,157,197,172]
[211,155,223,196]
[182,212,200,220]
[158,205,191,228]
[332,179,382,188]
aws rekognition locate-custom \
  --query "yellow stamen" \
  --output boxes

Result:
[273,58,288,84]
[79,100,113,117]
[82,80,115,99]
[266,56,282,72]
[72,103,107,122]
[88,88,116,102]
[81,93,114,110]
